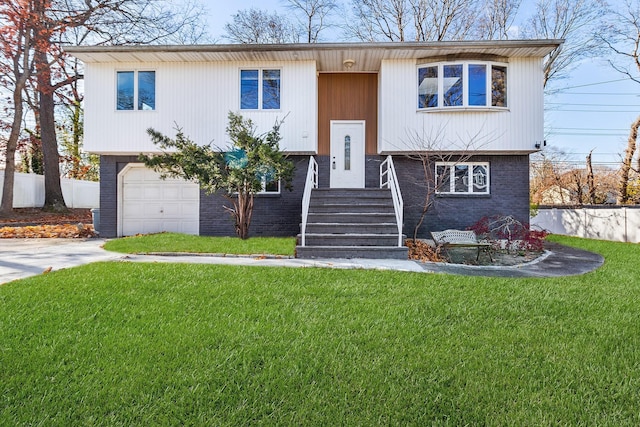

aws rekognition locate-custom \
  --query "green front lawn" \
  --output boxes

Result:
[103,232,296,256]
[1,236,639,425]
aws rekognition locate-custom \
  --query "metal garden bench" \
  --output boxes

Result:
[430,229,494,262]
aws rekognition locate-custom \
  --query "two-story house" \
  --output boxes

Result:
[67,40,561,258]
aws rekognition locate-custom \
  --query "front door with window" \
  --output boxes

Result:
[330,121,365,188]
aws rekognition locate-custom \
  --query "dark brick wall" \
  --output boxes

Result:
[366,155,385,188]
[316,156,330,188]
[99,154,530,239]
[200,156,310,237]
[99,155,139,238]
[393,155,530,239]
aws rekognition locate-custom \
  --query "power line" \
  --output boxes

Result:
[546,102,640,107]
[547,92,640,96]
[538,152,623,156]
[546,131,628,136]
[549,127,631,131]
[547,132,628,136]
[546,109,639,113]
[550,77,636,91]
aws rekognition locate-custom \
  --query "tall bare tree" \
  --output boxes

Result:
[286,0,338,43]
[522,0,606,88]
[225,8,301,44]
[617,117,640,204]
[413,0,478,41]
[0,0,208,214]
[347,0,480,42]
[475,0,521,40]
[586,149,597,204]
[348,0,409,41]
[0,0,35,216]
[599,0,640,203]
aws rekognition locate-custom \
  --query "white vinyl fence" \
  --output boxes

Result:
[531,206,640,243]
[0,170,99,209]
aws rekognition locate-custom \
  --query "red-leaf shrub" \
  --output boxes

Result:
[468,215,548,253]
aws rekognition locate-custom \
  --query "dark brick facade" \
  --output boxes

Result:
[98,155,139,238]
[393,155,531,239]
[199,156,310,237]
[99,154,530,239]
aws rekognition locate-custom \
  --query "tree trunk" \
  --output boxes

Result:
[572,170,583,205]
[617,115,640,204]
[586,150,597,204]
[71,102,82,178]
[0,79,27,216]
[36,50,67,213]
[232,192,254,240]
[412,155,432,242]
[0,125,19,216]
[223,189,253,240]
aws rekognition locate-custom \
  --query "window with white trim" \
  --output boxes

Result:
[240,69,281,110]
[418,62,507,109]
[436,162,490,194]
[259,177,280,194]
[116,70,155,111]
[257,165,280,194]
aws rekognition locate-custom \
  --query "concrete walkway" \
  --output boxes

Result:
[0,238,604,286]
[0,239,122,285]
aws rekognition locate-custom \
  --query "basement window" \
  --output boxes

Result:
[435,162,490,194]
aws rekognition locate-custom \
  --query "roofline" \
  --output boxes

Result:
[64,39,563,56]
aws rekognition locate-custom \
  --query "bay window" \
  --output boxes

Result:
[418,62,507,109]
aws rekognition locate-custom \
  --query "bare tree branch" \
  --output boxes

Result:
[224,8,301,44]
[523,0,607,87]
[286,0,338,43]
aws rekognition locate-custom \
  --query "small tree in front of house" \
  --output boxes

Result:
[402,124,492,241]
[141,112,294,239]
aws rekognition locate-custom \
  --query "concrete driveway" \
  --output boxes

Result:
[0,238,121,285]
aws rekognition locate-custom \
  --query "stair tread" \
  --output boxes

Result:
[297,245,406,248]
[308,212,394,215]
[300,189,404,259]
[307,221,397,227]
[305,233,398,237]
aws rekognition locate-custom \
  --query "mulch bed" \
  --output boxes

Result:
[0,208,96,238]
[406,239,446,262]
[407,238,544,266]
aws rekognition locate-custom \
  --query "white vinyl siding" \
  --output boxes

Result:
[84,61,317,154]
[379,57,544,153]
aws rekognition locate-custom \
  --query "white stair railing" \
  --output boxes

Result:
[300,156,318,246]
[380,155,404,247]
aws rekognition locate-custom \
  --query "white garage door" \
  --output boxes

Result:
[120,166,200,236]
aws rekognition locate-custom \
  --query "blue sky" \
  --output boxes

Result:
[545,61,638,168]
[201,0,640,168]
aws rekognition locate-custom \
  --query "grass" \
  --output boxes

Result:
[103,232,296,256]
[1,235,640,425]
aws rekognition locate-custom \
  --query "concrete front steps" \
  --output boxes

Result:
[296,188,408,260]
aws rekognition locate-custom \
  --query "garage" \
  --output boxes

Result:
[119,165,200,236]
